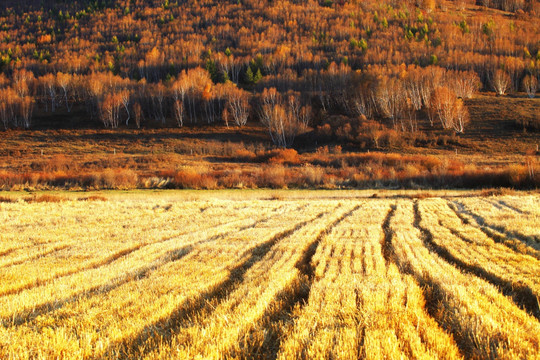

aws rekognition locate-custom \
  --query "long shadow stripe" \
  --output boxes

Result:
[104,210,328,360]
[414,201,540,320]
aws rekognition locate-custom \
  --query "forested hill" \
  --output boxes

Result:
[0,0,538,136]
[2,0,112,11]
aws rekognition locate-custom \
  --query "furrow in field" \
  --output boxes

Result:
[276,201,462,360]
[0,200,244,271]
[0,243,73,269]
[277,204,373,360]
[0,202,295,323]
[0,242,73,269]
[139,202,356,360]
[455,197,540,247]
[248,204,361,360]
[436,200,540,318]
[0,243,144,297]
[0,247,18,258]
[381,204,397,265]
[392,200,540,359]
[4,244,195,328]
[0,200,177,263]
[0,226,208,298]
[0,214,216,270]
[107,208,327,360]
[0,202,317,359]
[0,201,290,296]
[491,199,529,215]
[497,196,540,215]
[414,200,540,320]
[222,203,360,360]
[447,200,540,259]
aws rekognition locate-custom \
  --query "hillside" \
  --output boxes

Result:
[0,0,538,189]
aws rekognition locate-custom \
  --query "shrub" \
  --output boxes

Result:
[263,148,301,165]
[299,165,325,187]
[77,195,108,201]
[232,148,256,162]
[171,166,218,189]
[87,169,138,189]
[0,196,15,203]
[44,154,71,172]
[24,194,66,203]
[256,165,288,188]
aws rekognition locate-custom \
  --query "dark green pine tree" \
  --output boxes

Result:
[245,66,254,84]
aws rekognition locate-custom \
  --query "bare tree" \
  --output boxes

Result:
[40,73,57,112]
[453,99,469,133]
[222,107,230,128]
[12,69,34,98]
[119,90,131,126]
[375,76,406,129]
[171,74,189,127]
[230,57,245,85]
[56,72,73,112]
[430,87,469,133]
[0,87,22,129]
[150,82,166,124]
[430,87,456,129]
[133,102,143,129]
[404,97,418,133]
[19,96,34,129]
[259,88,308,147]
[523,75,538,98]
[419,66,445,111]
[264,104,300,148]
[100,93,122,128]
[299,104,312,129]
[0,88,15,129]
[351,89,374,119]
[449,70,480,99]
[225,84,250,127]
[404,70,423,112]
[0,102,8,130]
[86,73,105,120]
[173,100,184,127]
[259,87,280,126]
[490,69,511,96]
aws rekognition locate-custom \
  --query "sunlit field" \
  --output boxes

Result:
[0,191,539,359]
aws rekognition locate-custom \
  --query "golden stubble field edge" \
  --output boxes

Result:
[0,190,539,359]
[1,188,539,202]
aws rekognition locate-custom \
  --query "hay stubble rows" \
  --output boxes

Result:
[0,193,539,359]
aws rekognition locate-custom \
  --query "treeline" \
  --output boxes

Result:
[0,61,538,145]
[0,0,539,144]
[0,64,481,139]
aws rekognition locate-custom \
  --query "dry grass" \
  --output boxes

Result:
[77,195,108,201]
[0,118,538,191]
[390,200,540,359]
[0,191,539,359]
[23,194,67,203]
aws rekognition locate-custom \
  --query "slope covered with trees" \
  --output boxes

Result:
[0,0,538,135]
[0,0,538,189]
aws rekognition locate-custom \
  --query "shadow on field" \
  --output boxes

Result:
[6,245,194,327]
[413,201,540,321]
[231,205,360,360]
[447,201,540,257]
[103,213,323,360]
[3,207,294,328]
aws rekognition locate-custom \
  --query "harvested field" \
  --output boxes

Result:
[0,191,539,359]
